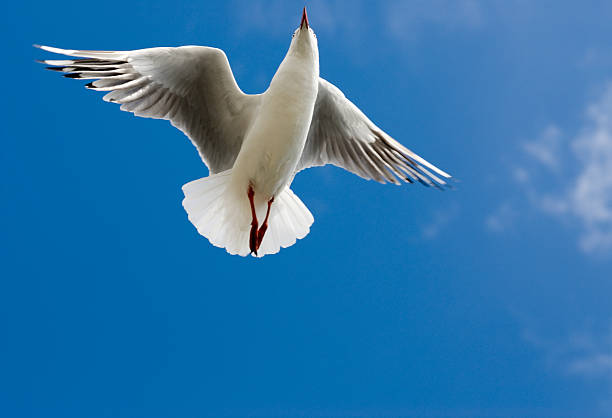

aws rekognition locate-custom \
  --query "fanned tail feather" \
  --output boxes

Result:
[182,170,313,257]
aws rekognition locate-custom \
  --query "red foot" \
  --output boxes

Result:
[246,185,274,255]
[256,197,274,251]
[248,185,258,255]
[249,220,259,255]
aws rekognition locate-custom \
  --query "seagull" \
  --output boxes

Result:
[36,7,451,257]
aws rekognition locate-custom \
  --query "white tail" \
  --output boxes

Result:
[182,169,314,257]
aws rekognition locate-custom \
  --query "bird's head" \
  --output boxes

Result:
[289,7,318,59]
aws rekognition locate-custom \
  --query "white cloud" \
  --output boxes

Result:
[569,89,612,252]
[230,1,364,38]
[485,203,516,233]
[421,205,458,239]
[579,47,612,71]
[522,125,562,171]
[568,353,612,378]
[384,0,483,42]
[525,327,612,379]
[512,167,530,184]
[518,83,612,254]
[524,324,612,410]
[231,1,292,36]
[232,1,483,44]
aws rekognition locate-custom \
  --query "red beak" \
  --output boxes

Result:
[300,7,309,29]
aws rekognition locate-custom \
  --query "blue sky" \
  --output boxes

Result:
[3,1,612,417]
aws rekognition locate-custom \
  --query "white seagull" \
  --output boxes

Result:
[37,7,451,257]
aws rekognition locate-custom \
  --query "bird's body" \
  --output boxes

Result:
[230,26,319,203]
[37,8,451,257]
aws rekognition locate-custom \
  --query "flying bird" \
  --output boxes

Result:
[36,7,451,257]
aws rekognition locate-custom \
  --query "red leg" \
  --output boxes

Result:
[256,197,274,251]
[248,185,258,255]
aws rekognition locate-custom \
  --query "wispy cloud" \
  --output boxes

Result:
[522,125,562,171]
[526,328,612,379]
[485,203,516,233]
[513,83,612,254]
[384,0,483,42]
[232,1,483,45]
[524,324,612,411]
[579,47,612,71]
[421,205,459,239]
[230,1,365,39]
[568,86,612,252]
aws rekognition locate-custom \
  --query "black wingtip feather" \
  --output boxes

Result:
[85,82,95,89]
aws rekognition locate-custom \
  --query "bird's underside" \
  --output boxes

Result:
[36,35,452,257]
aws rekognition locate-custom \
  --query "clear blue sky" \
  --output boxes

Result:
[3,1,612,417]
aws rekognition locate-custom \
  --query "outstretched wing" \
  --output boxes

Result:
[299,78,451,187]
[37,45,261,173]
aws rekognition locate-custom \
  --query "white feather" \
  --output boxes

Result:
[182,170,313,257]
